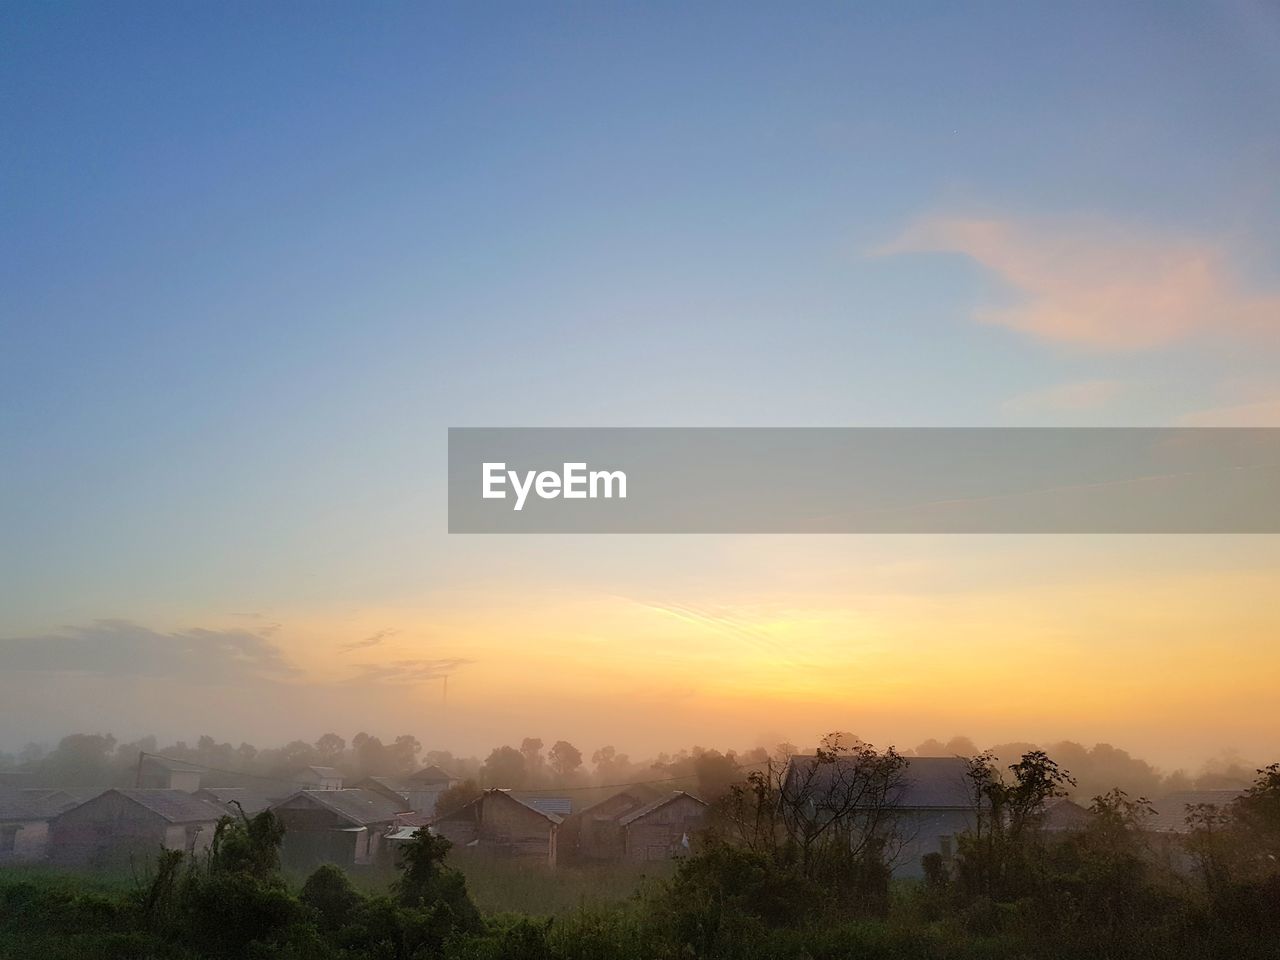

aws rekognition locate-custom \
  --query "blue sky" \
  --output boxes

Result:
[2,3,1279,759]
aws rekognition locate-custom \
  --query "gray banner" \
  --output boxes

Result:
[448,428,1280,533]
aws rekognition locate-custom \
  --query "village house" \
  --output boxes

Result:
[136,755,205,792]
[1146,789,1244,835]
[568,787,663,862]
[618,791,708,862]
[1042,797,1094,833]
[270,788,406,869]
[49,789,226,867]
[352,765,460,818]
[404,764,458,813]
[295,766,344,790]
[784,755,977,878]
[0,788,79,863]
[1145,789,1245,875]
[431,788,561,866]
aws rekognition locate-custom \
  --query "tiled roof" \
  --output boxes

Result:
[408,765,455,784]
[275,788,408,826]
[1148,790,1243,834]
[104,789,226,823]
[577,786,663,820]
[618,791,706,826]
[361,777,410,797]
[195,787,276,816]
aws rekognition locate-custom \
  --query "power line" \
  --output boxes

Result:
[136,751,770,796]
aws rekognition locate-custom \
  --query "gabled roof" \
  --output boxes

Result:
[358,776,410,798]
[618,791,706,826]
[515,795,573,818]
[0,788,81,822]
[407,765,456,784]
[577,786,664,820]
[65,789,227,824]
[438,788,562,825]
[141,755,206,773]
[195,786,275,816]
[273,788,408,826]
[1148,790,1243,834]
[785,755,974,810]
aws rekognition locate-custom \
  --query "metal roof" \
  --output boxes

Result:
[785,755,974,810]
[407,765,456,784]
[516,795,573,818]
[274,788,408,826]
[618,791,706,826]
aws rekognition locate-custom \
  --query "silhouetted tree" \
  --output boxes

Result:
[480,746,526,787]
[548,740,583,779]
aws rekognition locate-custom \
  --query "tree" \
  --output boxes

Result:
[436,779,481,816]
[41,733,117,787]
[520,737,545,781]
[390,734,422,774]
[314,733,346,764]
[956,749,1075,901]
[694,748,741,801]
[548,740,583,779]
[717,733,907,900]
[480,746,526,788]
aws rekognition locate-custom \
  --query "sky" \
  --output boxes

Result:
[2,2,1279,771]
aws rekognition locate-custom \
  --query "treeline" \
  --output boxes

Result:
[0,729,1259,800]
[3,752,1280,959]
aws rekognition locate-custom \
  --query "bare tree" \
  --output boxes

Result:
[717,733,908,885]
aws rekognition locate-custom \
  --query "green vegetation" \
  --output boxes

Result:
[4,758,1280,959]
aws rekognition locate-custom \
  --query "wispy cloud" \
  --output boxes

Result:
[1004,379,1123,414]
[345,658,473,685]
[339,628,397,653]
[0,620,299,684]
[1179,396,1280,426]
[879,216,1280,350]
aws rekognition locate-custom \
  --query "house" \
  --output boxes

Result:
[270,788,407,868]
[404,765,459,815]
[0,789,79,863]
[194,786,277,817]
[618,791,708,862]
[1042,798,1094,833]
[295,766,343,790]
[570,787,664,862]
[351,773,460,818]
[137,755,205,792]
[783,755,976,878]
[1147,790,1243,834]
[431,788,561,866]
[49,789,226,867]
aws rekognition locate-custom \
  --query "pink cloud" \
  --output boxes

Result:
[880,217,1280,350]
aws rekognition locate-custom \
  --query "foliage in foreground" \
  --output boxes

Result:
[3,759,1280,959]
